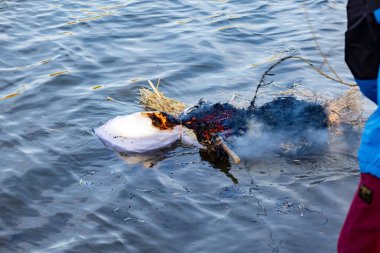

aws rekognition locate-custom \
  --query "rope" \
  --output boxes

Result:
[249,55,357,109]
[290,56,356,86]
[302,4,343,82]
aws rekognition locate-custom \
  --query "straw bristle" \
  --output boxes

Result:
[278,86,363,127]
[139,80,187,116]
[326,87,363,127]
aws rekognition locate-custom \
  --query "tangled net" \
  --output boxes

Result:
[139,80,363,129]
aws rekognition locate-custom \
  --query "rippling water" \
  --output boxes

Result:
[0,0,363,252]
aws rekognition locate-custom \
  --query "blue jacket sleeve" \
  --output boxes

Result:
[355,79,378,104]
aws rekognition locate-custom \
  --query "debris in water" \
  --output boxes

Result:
[92,85,104,90]
[95,80,363,170]
[49,70,69,77]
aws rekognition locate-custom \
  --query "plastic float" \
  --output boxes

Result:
[95,111,199,154]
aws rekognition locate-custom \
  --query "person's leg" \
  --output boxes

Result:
[338,173,380,253]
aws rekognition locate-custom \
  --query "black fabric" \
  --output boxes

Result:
[345,0,380,80]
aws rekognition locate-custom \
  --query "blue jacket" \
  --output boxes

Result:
[356,80,380,177]
[346,0,380,177]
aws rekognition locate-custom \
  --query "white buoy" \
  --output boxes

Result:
[95,112,183,153]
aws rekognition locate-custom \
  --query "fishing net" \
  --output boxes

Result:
[137,79,364,165]
[139,81,363,128]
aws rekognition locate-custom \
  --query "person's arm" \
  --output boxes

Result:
[345,0,380,105]
[355,79,378,104]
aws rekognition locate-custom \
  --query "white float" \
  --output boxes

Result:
[95,112,199,153]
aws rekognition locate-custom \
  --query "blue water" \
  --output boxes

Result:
[0,0,361,252]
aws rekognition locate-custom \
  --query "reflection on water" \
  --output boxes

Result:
[120,151,168,168]
[0,0,362,252]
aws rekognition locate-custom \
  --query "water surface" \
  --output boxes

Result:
[0,0,363,252]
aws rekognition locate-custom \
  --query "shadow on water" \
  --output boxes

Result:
[199,148,237,184]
